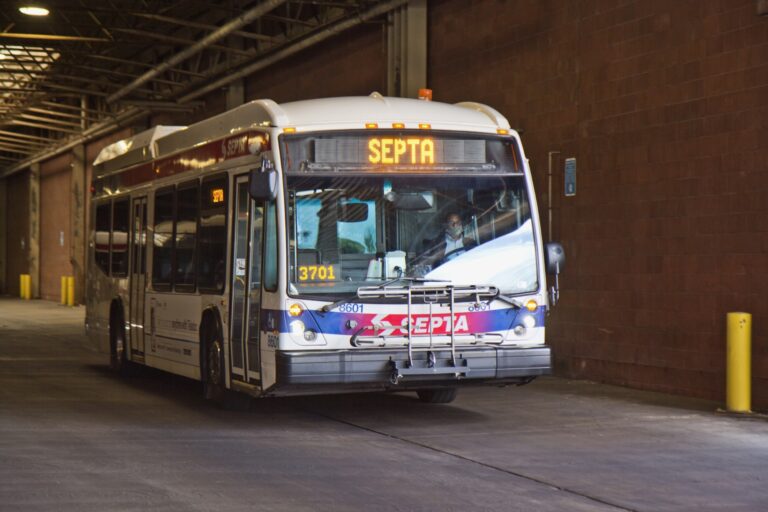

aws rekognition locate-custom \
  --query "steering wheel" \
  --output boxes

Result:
[438,247,467,265]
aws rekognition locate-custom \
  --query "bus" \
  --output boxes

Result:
[85,92,564,404]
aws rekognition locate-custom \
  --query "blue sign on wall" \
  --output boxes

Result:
[564,157,576,197]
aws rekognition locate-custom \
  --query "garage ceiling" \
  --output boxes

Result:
[0,0,403,174]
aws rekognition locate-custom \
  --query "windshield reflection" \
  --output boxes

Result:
[287,174,538,296]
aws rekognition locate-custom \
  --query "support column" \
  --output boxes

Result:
[0,178,6,294]
[387,0,427,98]
[29,163,40,299]
[226,36,246,109]
[226,79,245,109]
[71,145,86,305]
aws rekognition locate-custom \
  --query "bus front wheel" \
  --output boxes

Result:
[416,388,458,404]
[203,333,225,404]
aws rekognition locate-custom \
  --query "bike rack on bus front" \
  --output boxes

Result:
[352,283,499,384]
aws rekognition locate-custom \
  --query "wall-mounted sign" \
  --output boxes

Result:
[565,157,576,197]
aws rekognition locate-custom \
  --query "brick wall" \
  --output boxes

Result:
[5,172,29,297]
[430,0,768,407]
[40,154,73,302]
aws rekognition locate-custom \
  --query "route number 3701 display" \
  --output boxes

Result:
[298,264,338,282]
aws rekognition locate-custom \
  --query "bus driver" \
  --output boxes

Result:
[419,212,476,269]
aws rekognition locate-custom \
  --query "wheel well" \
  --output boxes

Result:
[199,308,223,380]
[109,299,124,339]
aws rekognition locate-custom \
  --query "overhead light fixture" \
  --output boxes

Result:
[19,6,50,16]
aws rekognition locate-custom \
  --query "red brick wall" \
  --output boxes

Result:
[39,154,73,302]
[5,171,29,297]
[430,0,768,407]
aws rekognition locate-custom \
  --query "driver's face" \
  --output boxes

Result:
[445,215,462,228]
[445,215,463,239]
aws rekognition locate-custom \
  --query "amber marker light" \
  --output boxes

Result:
[497,129,509,135]
[365,123,378,129]
[419,123,431,130]
[392,122,405,129]
[283,127,296,134]
[525,300,538,312]
[288,303,303,317]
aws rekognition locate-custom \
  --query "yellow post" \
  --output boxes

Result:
[726,312,751,413]
[20,274,31,300]
[66,276,75,306]
[20,274,25,299]
[61,276,68,305]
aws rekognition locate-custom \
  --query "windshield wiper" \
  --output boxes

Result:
[493,292,524,309]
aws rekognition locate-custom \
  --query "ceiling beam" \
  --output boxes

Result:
[127,12,277,42]
[0,33,110,43]
[180,0,407,103]
[107,0,287,104]
[9,119,82,134]
[0,129,59,143]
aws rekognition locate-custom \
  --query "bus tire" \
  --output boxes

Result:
[203,324,226,404]
[416,388,458,404]
[109,302,132,376]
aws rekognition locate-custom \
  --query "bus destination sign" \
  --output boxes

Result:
[368,137,434,165]
[314,137,486,166]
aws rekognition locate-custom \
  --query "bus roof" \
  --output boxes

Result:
[94,93,512,173]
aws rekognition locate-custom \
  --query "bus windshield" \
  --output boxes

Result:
[286,172,538,298]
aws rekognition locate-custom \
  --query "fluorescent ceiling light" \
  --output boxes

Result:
[19,6,50,16]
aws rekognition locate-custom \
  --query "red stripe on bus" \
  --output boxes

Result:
[92,130,267,194]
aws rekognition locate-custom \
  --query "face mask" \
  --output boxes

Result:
[446,225,462,239]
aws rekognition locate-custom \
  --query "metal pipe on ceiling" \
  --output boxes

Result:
[0,33,110,43]
[106,0,287,104]
[1,107,148,178]
[178,0,407,104]
[0,130,59,143]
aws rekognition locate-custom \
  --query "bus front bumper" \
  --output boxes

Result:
[274,345,550,390]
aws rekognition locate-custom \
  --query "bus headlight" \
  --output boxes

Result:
[289,320,305,335]
[521,315,536,329]
[512,314,536,337]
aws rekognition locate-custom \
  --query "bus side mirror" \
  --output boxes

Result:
[249,159,277,200]
[544,242,565,306]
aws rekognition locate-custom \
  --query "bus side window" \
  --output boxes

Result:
[153,187,175,290]
[198,175,228,294]
[94,202,111,274]
[174,182,199,292]
[111,199,130,277]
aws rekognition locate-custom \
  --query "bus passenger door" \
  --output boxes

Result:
[129,196,147,355]
[230,176,262,384]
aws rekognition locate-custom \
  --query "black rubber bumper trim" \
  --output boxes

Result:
[275,346,551,386]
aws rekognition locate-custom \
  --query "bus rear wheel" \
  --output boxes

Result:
[416,388,458,404]
[109,307,132,376]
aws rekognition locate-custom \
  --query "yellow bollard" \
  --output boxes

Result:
[20,274,26,299]
[66,276,75,306]
[726,312,751,413]
[61,276,68,305]
[20,274,31,300]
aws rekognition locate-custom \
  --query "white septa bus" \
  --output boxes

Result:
[85,93,564,404]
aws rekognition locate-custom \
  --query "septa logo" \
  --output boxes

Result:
[371,313,470,336]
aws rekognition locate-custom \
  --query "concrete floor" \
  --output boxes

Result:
[1,298,766,512]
